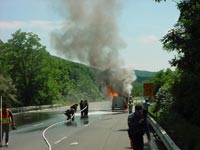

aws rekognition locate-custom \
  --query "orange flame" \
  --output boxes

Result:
[107,86,119,97]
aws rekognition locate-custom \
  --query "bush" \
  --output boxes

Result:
[159,111,200,150]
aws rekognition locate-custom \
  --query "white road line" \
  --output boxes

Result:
[54,136,67,145]
[84,123,90,127]
[70,142,78,146]
[42,108,111,150]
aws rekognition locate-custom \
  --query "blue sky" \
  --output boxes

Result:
[0,0,179,71]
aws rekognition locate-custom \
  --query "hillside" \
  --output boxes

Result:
[131,70,156,96]
[134,70,156,83]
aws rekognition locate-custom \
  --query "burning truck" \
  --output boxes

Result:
[51,0,136,111]
[112,96,128,110]
[97,68,134,111]
[107,85,128,110]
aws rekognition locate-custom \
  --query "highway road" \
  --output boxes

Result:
[1,101,155,150]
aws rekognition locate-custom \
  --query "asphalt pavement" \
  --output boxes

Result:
[52,111,157,150]
[0,101,158,150]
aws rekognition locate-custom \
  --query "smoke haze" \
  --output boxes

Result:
[51,0,136,97]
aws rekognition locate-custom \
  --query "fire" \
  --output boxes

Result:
[107,86,119,97]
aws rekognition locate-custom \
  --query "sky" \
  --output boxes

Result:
[0,0,180,72]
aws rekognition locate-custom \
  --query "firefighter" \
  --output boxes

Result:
[70,104,78,113]
[83,100,88,118]
[64,108,75,121]
[79,100,84,119]
[0,103,16,147]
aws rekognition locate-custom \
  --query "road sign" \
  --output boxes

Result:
[143,83,154,98]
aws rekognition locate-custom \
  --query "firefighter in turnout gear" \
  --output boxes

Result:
[80,100,84,119]
[83,100,88,118]
[0,103,16,147]
[64,108,75,121]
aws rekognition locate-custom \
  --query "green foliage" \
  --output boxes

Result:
[0,74,18,105]
[159,111,200,150]
[135,70,156,78]
[131,70,156,96]
[151,68,180,94]
[148,69,179,121]
[148,101,163,119]
[0,30,101,107]
[131,81,143,96]
[51,58,101,103]
[162,1,200,74]
[171,73,200,125]
[152,1,200,149]
[161,0,200,126]
[155,87,173,111]
[1,30,51,106]
[0,39,18,105]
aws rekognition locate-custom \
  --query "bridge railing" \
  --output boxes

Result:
[147,115,180,150]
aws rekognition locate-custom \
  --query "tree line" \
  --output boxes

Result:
[0,29,101,107]
[155,0,200,127]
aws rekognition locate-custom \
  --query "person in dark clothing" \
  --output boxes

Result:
[128,104,150,150]
[83,100,88,118]
[142,99,149,121]
[64,108,75,121]
[79,100,84,119]
[70,104,78,113]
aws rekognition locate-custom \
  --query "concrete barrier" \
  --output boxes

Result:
[10,104,63,113]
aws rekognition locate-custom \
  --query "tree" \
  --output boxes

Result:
[0,74,17,105]
[1,30,102,106]
[2,29,50,106]
[162,0,200,74]
[161,0,200,125]
[0,40,18,105]
[151,68,179,94]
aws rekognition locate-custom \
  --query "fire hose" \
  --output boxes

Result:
[42,105,88,150]
[80,105,88,112]
[67,105,88,121]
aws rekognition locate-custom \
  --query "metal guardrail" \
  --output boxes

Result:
[147,115,180,150]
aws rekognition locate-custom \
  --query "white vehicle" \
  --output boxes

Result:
[112,96,127,110]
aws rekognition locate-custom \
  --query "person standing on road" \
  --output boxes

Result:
[128,97,133,114]
[127,104,151,150]
[80,100,84,119]
[83,100,88,118]
[142,99,149,121]
[0,103,16,147]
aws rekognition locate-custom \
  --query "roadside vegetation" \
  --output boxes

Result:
[148,1,200,149]
[1,0,200,149]
[0,30,102,107]
[131,70,156,97]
